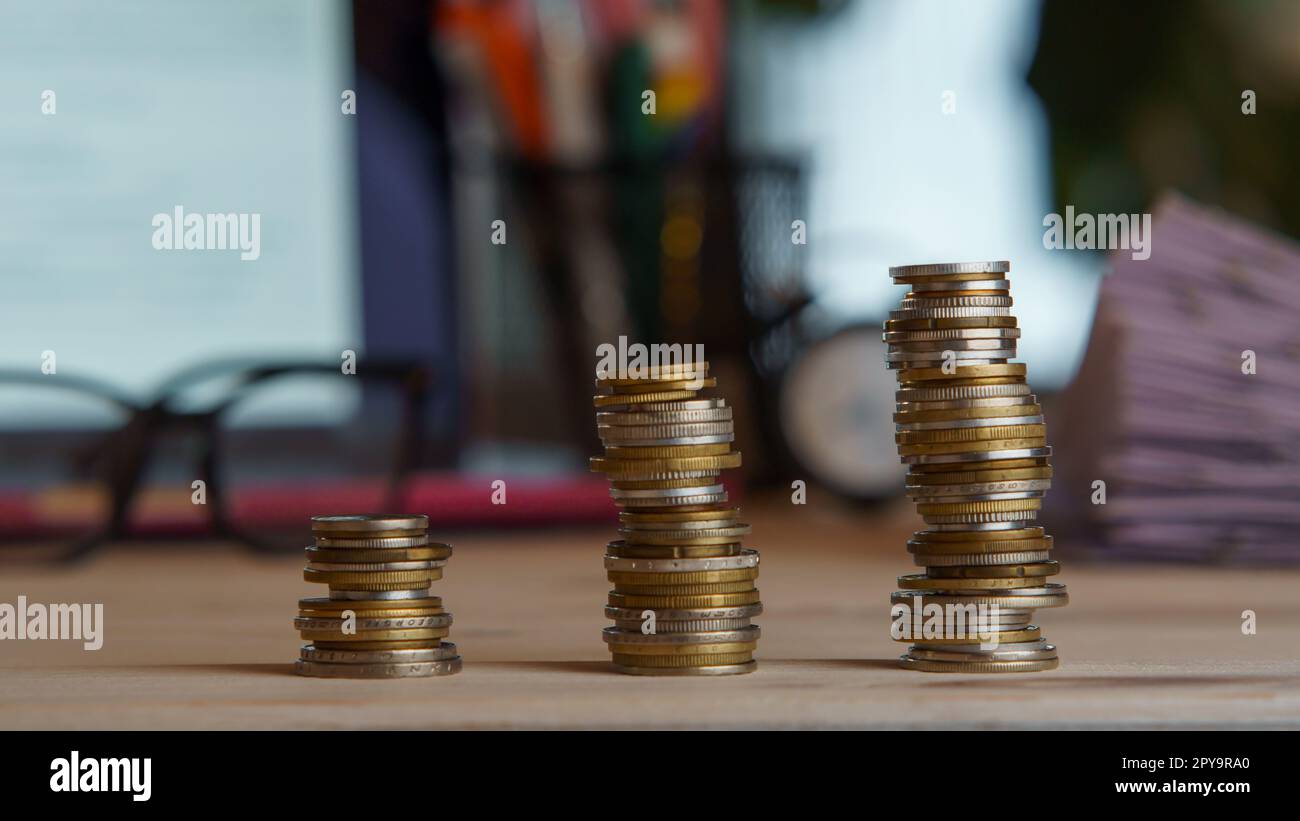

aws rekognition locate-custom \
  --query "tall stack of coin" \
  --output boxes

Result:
[294,514,461,678]
[590,360,762,675]
[883,262,1068,672]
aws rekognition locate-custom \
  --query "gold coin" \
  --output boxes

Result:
[311,514,428,534]
[593,390,698,408]
[895,424,1046,445]
[610,652,753,668]
[899,656,1058,673]
[902,627,1043,646]
[912,527,1044,543]
[298,627,450,642]
[612,580,757,596]
[304,546,452,563]
[607,641,758,656]
[607,568,758,586]
[619,508,738,523]
[897,363,1027,382]
[898,437,1046,456]
[885,316,1019,332]
[915,498,1043,515]
[297,597,442,611]
[894,404,1041,423]
[609,477,720,490]
[596,362,710,385]
[591,453,743,473]
[908,538,1053,555]
[906,466,1053,484]
[608,590,762,608]
[908,457,1049,473]
[602,444,732,459]
[927,561,1059,579]
[622,532,749,547]
[303,568,438,585]
[608,377,717,393]
[606,541,743,559]
[311,639,448,651]
[896,574,1041,590]
[299,607,444,620]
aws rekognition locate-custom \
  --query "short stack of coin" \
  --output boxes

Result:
[590,360,762,675]
[294,514,461,678]
[883,261,1068,672]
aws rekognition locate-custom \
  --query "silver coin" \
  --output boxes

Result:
[889,261,1010,278]
[600,434,735,447]
[888,357,1009,369]
[299,642,459,664]
[913,551,1051,567]
[612,660,756,676]
[328,588,431,601]
[603,468,721,480]
[890,307,1012,320]
[899,295,1013,310]
[911,638,1049,653]
[631,399,727,412]
[616,493,730,508]
[894,615,1036,632]
[904,446,1051,465]
[887,337,1018,352]
[896,396,1037,413]
[619,518,739,532]
[611,617,753,633]
[907,278,1010,293]
[895,415,1044,431]
[910,491,1045,504]
[885,348,1016,362]
[294,614,453,631]
[603,549,760,573]
[883,328,1021,343]
[313,535,432,549]
[610,484,724,499]
[619,525,752,540]
[295,657,462,678]
[605,603,764,621]
[598,421,734,437]
[602,626,760,645]
[909,644,1055,662]
[598,410,733,427]
[922,520,1039,533]
[892,583,1068,603]
[305,560,437,572]
[896,383,1030,402]
[907,479,1053,497]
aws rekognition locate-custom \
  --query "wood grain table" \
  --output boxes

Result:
[2,499,1298,729]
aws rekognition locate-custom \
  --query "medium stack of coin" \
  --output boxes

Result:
[294,514,461,678]
[590,360,762,675]
[883,261,1067,673]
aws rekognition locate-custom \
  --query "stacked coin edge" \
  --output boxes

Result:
[590,360,762,675]
[884,261,1068,673]
[295,514,462,678]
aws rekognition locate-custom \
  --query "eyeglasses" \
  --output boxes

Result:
[0,359,436,560]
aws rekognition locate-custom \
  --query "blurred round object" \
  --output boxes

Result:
[778,324,906,501]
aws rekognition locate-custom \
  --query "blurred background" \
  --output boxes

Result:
[2,0,1299,562]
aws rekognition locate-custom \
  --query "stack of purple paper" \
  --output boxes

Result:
[1053,194,1300,564]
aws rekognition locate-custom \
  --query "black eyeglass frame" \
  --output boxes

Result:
[0,359,434,561]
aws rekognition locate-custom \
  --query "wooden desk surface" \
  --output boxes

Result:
[2,500,1298,729]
